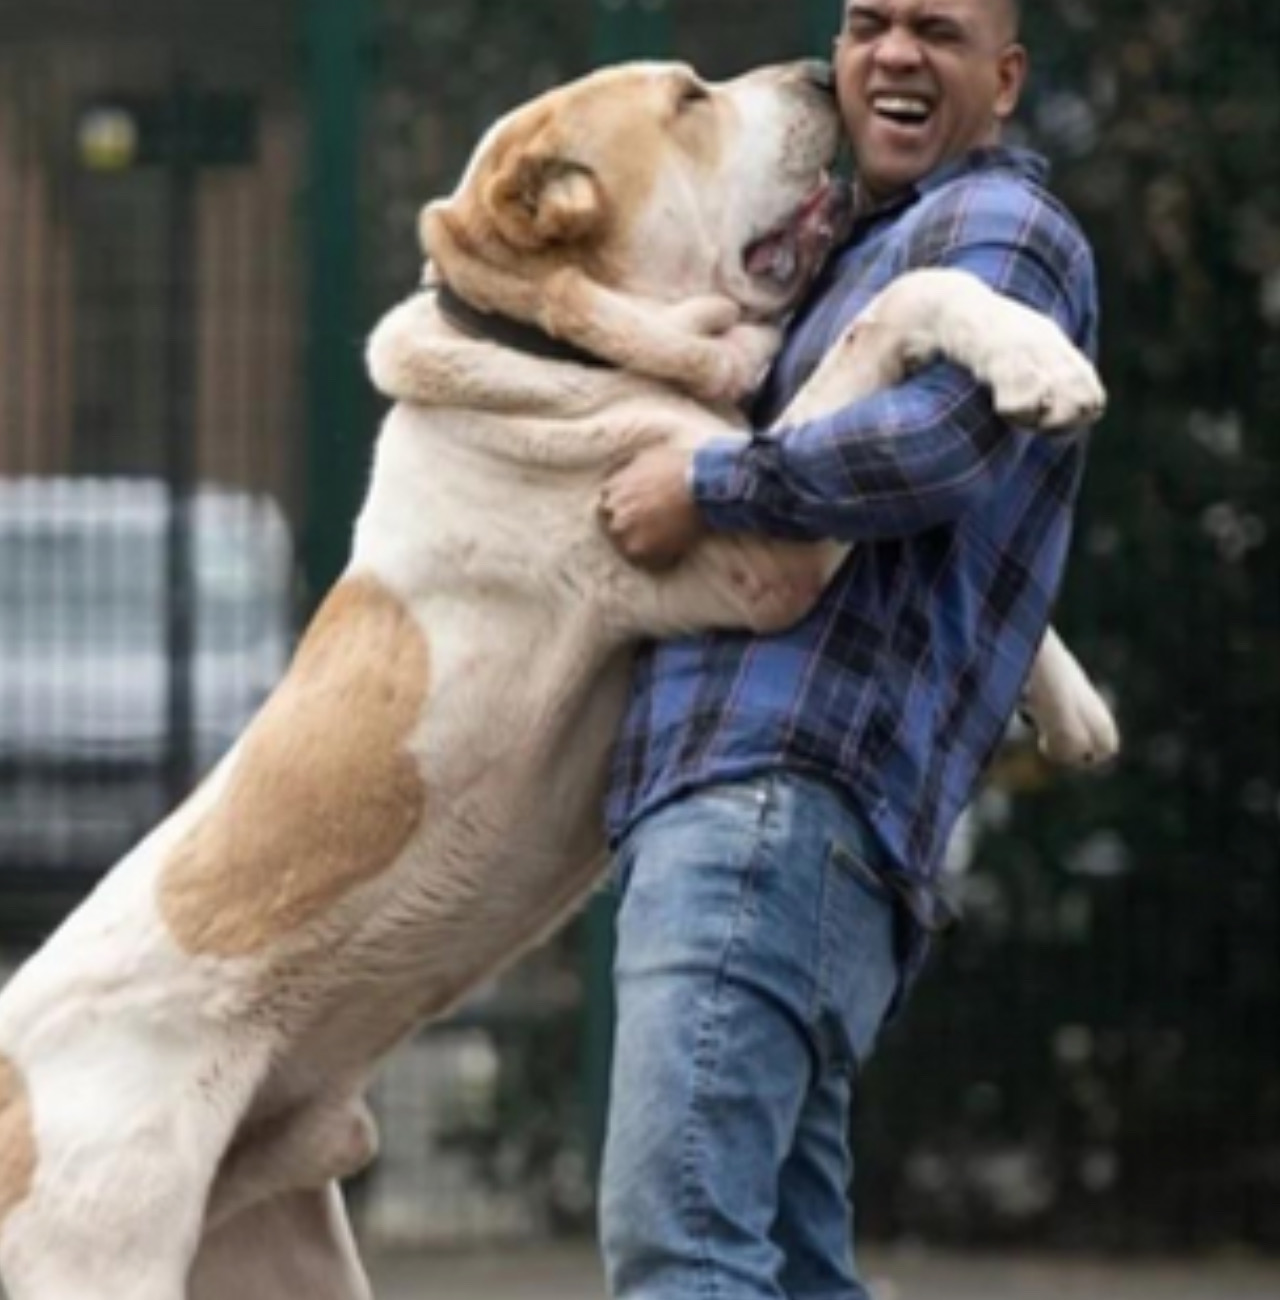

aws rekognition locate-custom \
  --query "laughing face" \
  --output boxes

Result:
[836,0,1027,204]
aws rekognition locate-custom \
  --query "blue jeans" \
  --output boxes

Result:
[600,774,903,1300]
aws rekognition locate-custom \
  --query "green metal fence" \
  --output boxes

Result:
[0,0,304,932]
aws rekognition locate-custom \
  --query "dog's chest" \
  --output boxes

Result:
[356,418,616,608]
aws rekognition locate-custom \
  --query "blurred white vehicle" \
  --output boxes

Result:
[0,477,295,882]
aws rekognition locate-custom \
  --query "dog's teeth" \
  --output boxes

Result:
[772,245,797,283]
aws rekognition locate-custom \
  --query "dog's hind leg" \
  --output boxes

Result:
[1,1179,203,1300]
[0,1018,267,1300]
[3,1256,191,1300]
[0,1083,238,1300]
[189,1183,372,1300]
[1023,625,1120,766]
[205,1094,379,1232]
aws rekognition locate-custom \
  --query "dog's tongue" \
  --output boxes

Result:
[745,230,799,281]
[744,178,853,284]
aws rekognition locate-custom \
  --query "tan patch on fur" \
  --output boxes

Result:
[449,66,705,277]
[0,1054,35,1232]
[158,577,429,956]
[418,67,742,401]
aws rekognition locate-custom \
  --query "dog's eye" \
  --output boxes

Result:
[677,82,710,111]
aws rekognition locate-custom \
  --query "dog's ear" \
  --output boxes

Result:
[483,153,605,252]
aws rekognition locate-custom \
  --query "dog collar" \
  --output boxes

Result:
[432,281,615,371]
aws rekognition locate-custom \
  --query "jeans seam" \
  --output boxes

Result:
[679,780,773,1300]
[811,842,835,1044]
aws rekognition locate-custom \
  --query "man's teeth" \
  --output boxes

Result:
[873,95,931,122]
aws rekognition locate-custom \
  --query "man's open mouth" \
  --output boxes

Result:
[869,92,935,129]
[742,174,853,291]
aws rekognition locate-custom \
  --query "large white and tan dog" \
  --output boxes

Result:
[0,61,1114,1299]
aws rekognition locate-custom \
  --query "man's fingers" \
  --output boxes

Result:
[597,493,677,570]
[598,447,702,570]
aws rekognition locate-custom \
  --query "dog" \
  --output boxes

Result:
[0,60,1114,1299]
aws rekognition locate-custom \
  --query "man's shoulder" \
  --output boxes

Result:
[904,152,1093,274]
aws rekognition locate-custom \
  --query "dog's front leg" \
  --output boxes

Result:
[606,265,1111,641]
[794,267,1107,431]
[205,1096,379,1233]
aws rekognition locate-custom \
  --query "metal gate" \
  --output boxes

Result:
[0,0,304,934]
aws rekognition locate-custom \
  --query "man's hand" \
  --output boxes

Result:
[598,446,706,570]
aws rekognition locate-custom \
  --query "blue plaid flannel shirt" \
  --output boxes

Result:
[607,147,1098,927]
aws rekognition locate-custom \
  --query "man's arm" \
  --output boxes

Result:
[694,225,1097,543]
[600,189,1098,563]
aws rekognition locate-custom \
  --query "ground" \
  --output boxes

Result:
[367,1242,1280,1300]
[2,1240,1277,1298]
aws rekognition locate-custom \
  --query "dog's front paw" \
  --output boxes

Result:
[713,321,783,404]
[1035,681,1121,768]
[665,295,744,338]
[667,298,780,405]
[981,316,1106,431]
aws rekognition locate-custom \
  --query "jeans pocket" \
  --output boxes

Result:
[609,837,637,897]
[820,839,900,1072]
[827,837,894,905]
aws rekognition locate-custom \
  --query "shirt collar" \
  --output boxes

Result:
[848,146,1050,230]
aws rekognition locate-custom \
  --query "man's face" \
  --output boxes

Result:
[836,0,1027,203]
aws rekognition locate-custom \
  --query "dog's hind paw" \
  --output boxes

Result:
[1035,686,1121,768]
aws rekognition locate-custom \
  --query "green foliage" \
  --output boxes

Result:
[861,0,1280,1247]
[364,0,596,307]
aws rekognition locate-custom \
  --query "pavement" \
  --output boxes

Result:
[367,1241,1280,1300]
[2,1242,1276,1298]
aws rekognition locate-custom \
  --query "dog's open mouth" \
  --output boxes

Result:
[742,174,853,292]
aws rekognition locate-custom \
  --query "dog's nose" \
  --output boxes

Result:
[800,60,835,94]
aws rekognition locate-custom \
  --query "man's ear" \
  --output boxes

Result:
[483,153,605,251]
[994,43,1029,120]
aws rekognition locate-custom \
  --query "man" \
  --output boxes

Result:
[595,2,1098,1298]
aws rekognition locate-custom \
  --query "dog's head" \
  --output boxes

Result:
[418,61,848,399]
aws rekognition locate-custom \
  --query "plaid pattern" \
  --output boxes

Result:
[607,148,1098,907]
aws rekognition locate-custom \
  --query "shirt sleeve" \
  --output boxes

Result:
[690,188,1098,544]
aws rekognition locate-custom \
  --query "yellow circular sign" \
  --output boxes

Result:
[78,108,139,172]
